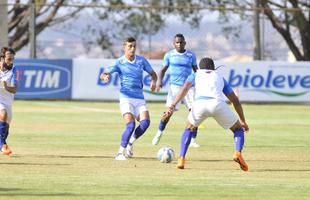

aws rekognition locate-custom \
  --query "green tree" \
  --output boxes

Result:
[195,0,310,60]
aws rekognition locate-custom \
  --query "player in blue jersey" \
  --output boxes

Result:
[152,33,200,147]
[167,57,249,171]
[0,47,18,156]
[100,37,157,160]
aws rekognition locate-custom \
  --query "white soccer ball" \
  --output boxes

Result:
[157,146,174,163]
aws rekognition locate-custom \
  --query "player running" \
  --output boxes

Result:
[100,37,157,160]
[167,57,249,171]
[152,33,200,147]
[0,47,18,155]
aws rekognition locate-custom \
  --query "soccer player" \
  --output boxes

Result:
[100,37,157,160]
[152,33,200,147]
[0,47,18,155]
[167,57,249,171]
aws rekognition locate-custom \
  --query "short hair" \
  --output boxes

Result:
[199,57,215,70]
[0,47,15,59]
[123,37,136,45]
[174,33,185,40]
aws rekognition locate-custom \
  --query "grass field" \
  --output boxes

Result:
[0,100,310,200]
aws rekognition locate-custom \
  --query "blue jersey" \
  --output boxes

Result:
[163,49,197,86]
[106,55,154,100]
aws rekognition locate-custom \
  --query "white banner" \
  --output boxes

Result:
[216,61,310,102]
[72,59,310,102]
[72,59,167,101]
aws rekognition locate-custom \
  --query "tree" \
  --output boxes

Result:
[7,0,202,57]
[196,0,310,60]
[8,0,83,51]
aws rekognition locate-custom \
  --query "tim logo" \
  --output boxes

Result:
[15,60,72,98]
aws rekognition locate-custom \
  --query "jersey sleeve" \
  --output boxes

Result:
[142,57,154,74]
[162,52,170,67]
[192,53,197,67]
[106,60,120,74]
[10,67,18,86]
[186,73,196,86]
[222,78,233,95]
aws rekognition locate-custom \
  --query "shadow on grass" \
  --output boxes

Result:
[12,154,156,160]
[252,169,310,172]
[0,188,23,192]
[0,162,70,166]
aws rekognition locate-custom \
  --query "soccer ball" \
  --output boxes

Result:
[157,146,174,163]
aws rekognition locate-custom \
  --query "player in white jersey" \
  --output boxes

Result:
[167,57,249,171]
[0,47,18,155]
[152,34,200,147]
[100,37,157,160]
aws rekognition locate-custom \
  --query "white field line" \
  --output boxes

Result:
[33,102,118,113]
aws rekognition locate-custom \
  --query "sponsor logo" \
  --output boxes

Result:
[228,69,310,97]
[16,62,71,96]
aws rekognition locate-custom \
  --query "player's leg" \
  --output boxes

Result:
[178,101,207,169]
[184,87,200,148]
[178,123,197,169]
[230,121,248,171]
[214,101,248,171]
[126,99,150,157]
[116,99,136,160]
[152,85,180,145]
[0,108,11,155]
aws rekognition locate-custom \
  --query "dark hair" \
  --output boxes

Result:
[174,33,185,40]
[0,47,15,59]
[123,37,136,44]
[199,57,215,70]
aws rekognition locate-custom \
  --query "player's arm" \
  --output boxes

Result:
[156,66,168,92]
[3,67,18,94]
[192,65,198,73]
[225,86,249,132]
[167,81,193,114]
[100,62,119,82]
[149,70,158,92]
[2,81,17,94]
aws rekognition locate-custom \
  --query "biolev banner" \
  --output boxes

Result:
[14,59,72,99]
[216,61,310,102]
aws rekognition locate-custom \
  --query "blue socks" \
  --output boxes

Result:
[233,128,244,152]
[0,121,8,147]
[120,121,135,148]
[133,119,150,139]
[158,120,166,131]
[192,128,197,139]
[179,128,194,157]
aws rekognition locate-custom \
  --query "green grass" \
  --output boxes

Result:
[1,100,310,200]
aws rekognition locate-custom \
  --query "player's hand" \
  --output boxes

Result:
[166,104,175,115]
[150,80,156,92]
[2,81,7,88]
[100,73,110,82]
[240,121,249,132]
[155,85,161,92]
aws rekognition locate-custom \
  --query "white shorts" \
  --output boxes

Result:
[166,85,195,111]
[0,103,12,124]
[188,99,238,129]
[119,98,148,119]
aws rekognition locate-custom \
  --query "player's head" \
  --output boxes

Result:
[199,57,215,70]
[173,33,186,53]
[123,37,136,59]
[0,47,15,70]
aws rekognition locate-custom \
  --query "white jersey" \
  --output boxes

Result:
[187,69,233,102]
[0,66,18,106]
